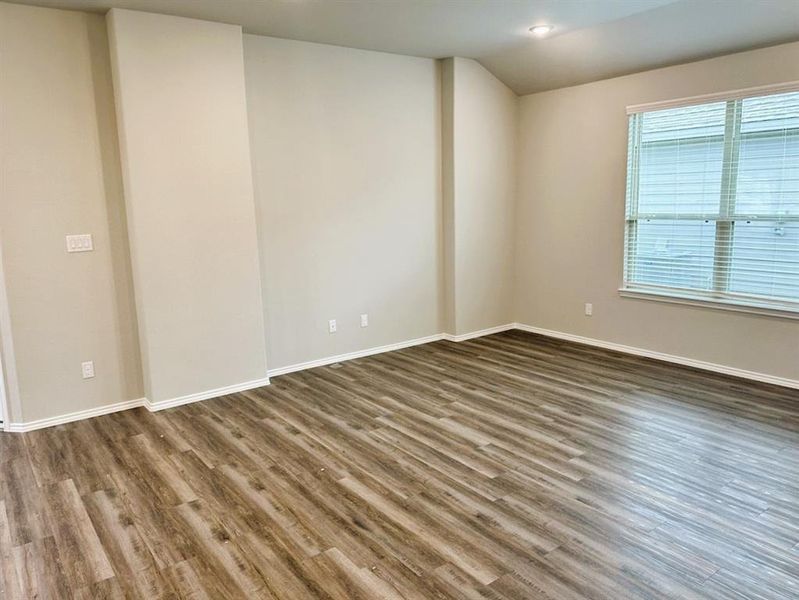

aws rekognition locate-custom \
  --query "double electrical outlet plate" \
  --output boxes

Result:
[329,314,369,333]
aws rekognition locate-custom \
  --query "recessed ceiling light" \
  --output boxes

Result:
[529,25,553,36]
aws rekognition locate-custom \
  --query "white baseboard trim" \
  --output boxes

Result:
[3,326,512,431]
[5,377,273,432]
[441,323,516,343]
[267,333,445,378]
[5,397,147,433]
[143,376,272,412]
[514,323,799,390]
[9,319,791,432]
[265,324,519,377]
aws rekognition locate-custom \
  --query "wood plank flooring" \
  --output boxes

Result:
[1,330,798,599]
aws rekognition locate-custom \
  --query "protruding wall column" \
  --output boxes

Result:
[106,9,268,404]
[441,57,518,337]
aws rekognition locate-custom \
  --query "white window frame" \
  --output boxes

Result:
[621,81,799,320]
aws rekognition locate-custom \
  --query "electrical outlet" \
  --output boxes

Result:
[81,361,95,379]
[66,234,93,253]
[328,319,337,333]
[585,303,593,316]
[360,313,369,328]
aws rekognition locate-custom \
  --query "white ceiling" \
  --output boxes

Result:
[11,0,799,94]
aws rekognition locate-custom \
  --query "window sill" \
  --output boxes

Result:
[618,288,799,321]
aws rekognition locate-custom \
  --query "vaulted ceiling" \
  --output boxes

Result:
[10,0,799,94]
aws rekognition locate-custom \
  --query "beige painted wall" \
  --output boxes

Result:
[0,2,142,422]
[107,9,268,401]
[243,35,441,369]
[444,58,516,335]
[516,41,799,381]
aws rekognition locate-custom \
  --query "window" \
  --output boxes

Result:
[623,88,799,315]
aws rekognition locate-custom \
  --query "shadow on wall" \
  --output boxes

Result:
[85,15,144,401]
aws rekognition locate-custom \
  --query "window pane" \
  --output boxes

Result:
[626,93,799,308]
[630,219,716,290]
[637,103,725,215]
[729,220,799,301]
[736,92,799,216]
[641,102,727,142]
[740,91,799,135]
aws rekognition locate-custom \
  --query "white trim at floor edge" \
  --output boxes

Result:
[266,325,518,378]
[440,323,516,343]
[5,397,147,432]
[266,333,446,377]
[5,323,793,429]
[143,376,272,412]
[3,326,522,432]
[513,322,799,391]
[4,377,273,432]
[12,323,697,432]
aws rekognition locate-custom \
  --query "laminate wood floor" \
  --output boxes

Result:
[1,330,798,599]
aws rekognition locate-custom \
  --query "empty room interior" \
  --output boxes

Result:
[1,0,799,598]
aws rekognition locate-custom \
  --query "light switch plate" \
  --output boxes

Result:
[328,319,337,333]
[360,314,369,327]
[66,234,93,253]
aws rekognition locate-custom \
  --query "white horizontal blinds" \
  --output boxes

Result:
[624,89,799,308]
[625,102,726,291]
[730,92,799,300]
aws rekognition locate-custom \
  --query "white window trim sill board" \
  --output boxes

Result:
[619,288,799,321]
